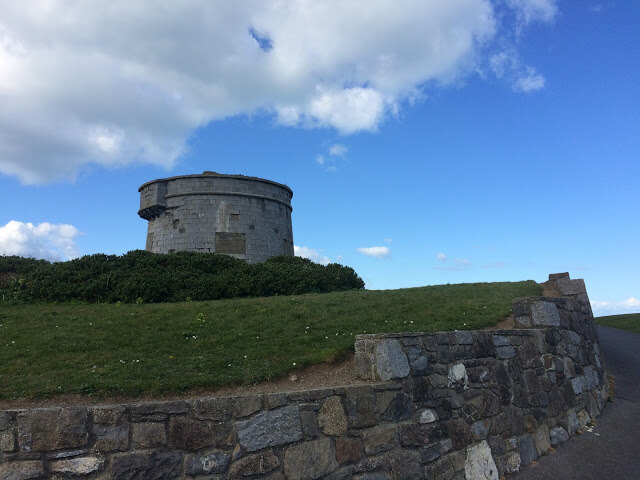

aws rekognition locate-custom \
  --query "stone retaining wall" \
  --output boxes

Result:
[0,273,608,479]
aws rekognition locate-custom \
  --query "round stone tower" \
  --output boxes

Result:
[138,172,293,263]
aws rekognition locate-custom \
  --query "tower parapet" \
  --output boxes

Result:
[138,172,294,263]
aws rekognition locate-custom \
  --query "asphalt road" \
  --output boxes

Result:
[510,326,640,479]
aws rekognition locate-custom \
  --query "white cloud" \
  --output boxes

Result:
[357,246,391,259]
[506,0,558,33]
[0,1,541,184]
[513,67,546,92]
[383,238,393,244]
[294,245,330,265]
[0,220,81,261]
[437,252,447,262]
[316,143,348,171]
[490,50,546,92]
[592,297,640,317]
[329,144,348,158]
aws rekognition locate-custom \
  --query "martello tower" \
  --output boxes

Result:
[138,172,294,263]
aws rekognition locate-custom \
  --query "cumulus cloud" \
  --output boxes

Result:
[0,220,81,261]
[591,297,640,317]
[294,245,330,265]
[0,1,557,183]
[357,246,391,259]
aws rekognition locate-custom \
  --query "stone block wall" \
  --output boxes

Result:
[0,274,608,479]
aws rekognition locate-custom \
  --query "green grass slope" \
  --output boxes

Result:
[596,313,640,334]
[0,280,540,400]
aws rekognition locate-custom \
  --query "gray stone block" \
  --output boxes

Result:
[49,456,104,475]
[132,422,166,448]
[284,437,338,480]
[375,339,410,381]
[317,396,347,436]
[362,424,397,455]
[111,451,183,480]
[533,424,551,456]
[236,405,302,452]
[0,460,44,480]
[518,434,538,466]
[464,441,499,480]
[229,449,280,478]
[496,345,516,359]
[185,450,231,475]
[447,363,469,390]
[549,426,569,445]
[17,408,88,453]
[420,409,439,424]
[531,301,561,327]
[471,420,490,440]
[454,331,474,345]
[571,376,586,394]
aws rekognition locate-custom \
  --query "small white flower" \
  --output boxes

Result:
[292,362,296,366]
[228,364,231,367]
[119,359,125,364]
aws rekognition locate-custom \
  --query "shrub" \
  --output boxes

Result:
[1,251,364,304]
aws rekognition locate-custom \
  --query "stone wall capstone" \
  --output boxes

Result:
[0,273,608,479]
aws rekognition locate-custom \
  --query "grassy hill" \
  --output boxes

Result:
[596,313,640,334]
[0,280,541,400]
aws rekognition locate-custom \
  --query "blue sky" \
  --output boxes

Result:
[0,1,638,316]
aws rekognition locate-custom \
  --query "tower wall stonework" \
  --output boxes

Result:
[138,172,293,263]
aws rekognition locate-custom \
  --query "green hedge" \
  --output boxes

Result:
[1,250,364,303]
